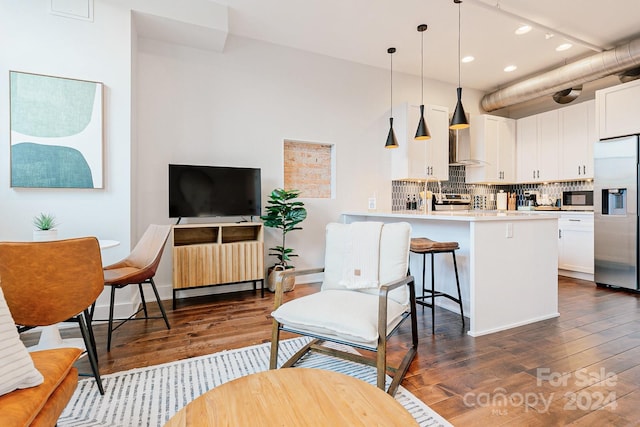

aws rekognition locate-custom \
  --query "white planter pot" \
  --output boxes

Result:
[33,229,58,242]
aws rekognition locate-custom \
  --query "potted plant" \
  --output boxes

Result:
[261,188,307,292]
[32,213,58,242]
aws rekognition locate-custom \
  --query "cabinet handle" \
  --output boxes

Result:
[578,165,581,175]
[559,229,562,239]
[583,165,586,175]
[568,219,581,222]
[537,170,540,179]
[532,170,535,179]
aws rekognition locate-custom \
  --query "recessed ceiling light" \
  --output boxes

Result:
[515,24,532,35]
[504,65,517,73]
[556,43,573,51]
[461,56,475,63]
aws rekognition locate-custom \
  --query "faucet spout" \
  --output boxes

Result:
[424,177,443,204]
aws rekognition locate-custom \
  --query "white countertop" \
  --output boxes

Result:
[343,210,559,222]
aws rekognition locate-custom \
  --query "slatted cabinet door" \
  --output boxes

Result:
[172,223,264,290]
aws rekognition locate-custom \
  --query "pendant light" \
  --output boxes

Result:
[385,47,399,149]
[450,0,469,130]
[415,24,431,140]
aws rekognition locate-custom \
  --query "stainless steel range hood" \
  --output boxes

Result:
[449,127,484,166]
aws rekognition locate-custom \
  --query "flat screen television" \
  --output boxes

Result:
[168,164,261,219]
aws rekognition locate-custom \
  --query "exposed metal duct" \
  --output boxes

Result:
[481,36,640,112]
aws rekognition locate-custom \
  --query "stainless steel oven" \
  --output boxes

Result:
[561,190,593,211]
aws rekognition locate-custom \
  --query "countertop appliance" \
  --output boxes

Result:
[433,193,471,211]
[517,191,540,211]
[594,135,639,290]
[561,190,594,211]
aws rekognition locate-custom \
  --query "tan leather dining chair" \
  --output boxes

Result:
[0,237,105,394]
[102,224,172,351]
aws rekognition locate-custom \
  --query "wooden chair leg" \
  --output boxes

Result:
[269,320,281,370]
[376,336,387,392]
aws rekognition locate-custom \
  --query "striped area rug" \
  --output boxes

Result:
[60,337,451,426]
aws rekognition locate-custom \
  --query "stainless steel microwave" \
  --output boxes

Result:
[561,190,594,211]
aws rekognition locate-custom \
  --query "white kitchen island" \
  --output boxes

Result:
[342,211,559,336]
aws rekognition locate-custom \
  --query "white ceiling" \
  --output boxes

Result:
[216,0,640,93]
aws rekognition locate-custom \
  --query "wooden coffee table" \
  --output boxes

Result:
[164,367,419,426]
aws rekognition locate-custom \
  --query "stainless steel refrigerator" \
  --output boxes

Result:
[594,135,640,290]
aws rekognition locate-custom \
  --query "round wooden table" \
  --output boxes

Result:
[164,368,419,426]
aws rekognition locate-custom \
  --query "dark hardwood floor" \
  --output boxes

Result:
[26,276,640,426]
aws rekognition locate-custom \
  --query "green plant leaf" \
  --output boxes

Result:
[260,188,306,267]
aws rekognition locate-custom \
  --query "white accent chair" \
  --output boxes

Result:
[269,221,417,396]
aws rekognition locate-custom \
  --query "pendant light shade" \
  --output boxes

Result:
[385,117,398,148]
[385,47,399,149]
[450,0,469,130]
[415,24,431,140]
[450,87,469,129]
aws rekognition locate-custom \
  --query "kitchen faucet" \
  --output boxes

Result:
[423,176,443,205]
[426,176,443,202]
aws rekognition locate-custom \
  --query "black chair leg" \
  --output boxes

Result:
[430,253,436,334]
[149,278,171,330]
[138,282,149,318]
[421,253,427,305]
[84,308,98,365]
[107,286,116,352]
[78,312,104,395]
[451,251,465,327]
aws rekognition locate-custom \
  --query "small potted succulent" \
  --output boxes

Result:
[32,213,59,241]
[261,188,307,292]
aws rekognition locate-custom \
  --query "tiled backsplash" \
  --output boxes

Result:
[392,166,594,211]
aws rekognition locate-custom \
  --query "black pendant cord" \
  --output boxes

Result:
[421,29,424,105]
[390,48,394,117]
[385,47,398,148]
[457,0,461,88]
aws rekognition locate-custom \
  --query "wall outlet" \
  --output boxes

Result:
[368,197,377,211]
[506,223,513,238]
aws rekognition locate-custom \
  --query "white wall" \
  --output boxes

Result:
[135,34,485,298]
[0,0,133,315]
[0,0,486,310]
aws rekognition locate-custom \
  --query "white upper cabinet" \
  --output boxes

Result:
[466,114,516,184]
[516,111,559,183]
[424,104,450,180]
[516,115,538,182]
[517,100,595,183]
[596,79,640,139]
[391,103,450,181]
[559,100,595,180]
[537,110,560,181]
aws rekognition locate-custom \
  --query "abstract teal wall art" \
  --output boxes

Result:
[9,71,104,188]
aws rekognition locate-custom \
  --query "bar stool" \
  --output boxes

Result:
[410,237,465,334]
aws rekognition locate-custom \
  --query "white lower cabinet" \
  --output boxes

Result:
[558,213,594,276]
